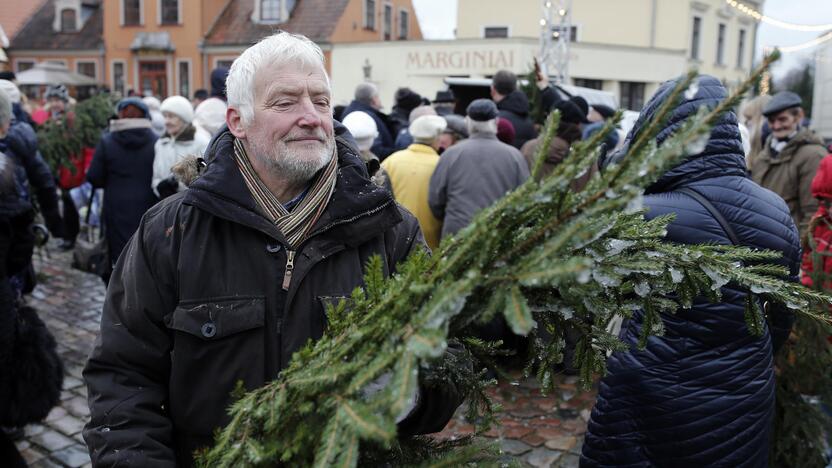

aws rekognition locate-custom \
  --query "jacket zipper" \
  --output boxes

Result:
[282,250,296,290]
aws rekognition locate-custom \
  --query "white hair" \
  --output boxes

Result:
[227,32,329,126]
[0,88,12,128]
[466,116,497,135]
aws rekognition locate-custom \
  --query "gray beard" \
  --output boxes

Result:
[249,137,335,185]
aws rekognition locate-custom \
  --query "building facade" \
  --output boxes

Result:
[455,0,763,109]
[812,40,832,142]
[9,0,422,98]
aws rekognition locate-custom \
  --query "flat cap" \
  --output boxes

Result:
[443,114,468,138]
[763,91,803,117]
[466,98,498,121]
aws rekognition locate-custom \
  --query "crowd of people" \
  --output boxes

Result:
[0,29,830,466]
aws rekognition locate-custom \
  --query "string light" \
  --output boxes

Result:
[762,30,832,54]
[725,0,832,32]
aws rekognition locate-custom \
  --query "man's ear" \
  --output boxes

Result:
[227,107,246,139]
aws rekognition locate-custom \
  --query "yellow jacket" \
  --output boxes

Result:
[381,144,443,250]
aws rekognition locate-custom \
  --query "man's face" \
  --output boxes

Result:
[163,112,186,136]
[437,132,456,153]
[48,97,66,114]
[768,108,802,139]
[237,61,335,184]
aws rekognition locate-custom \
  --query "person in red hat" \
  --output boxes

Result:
[801,154,832,289]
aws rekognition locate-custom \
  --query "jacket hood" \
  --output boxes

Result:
[811,155,832,199]
[497,91,531,117]
[0,121,37,160]
[186,122,398,247]
[111,125,158,149]
[603,75,747,194]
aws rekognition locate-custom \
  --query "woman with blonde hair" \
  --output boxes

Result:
[741,94,772,169]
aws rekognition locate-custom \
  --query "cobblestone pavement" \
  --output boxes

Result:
[17,245,595,467]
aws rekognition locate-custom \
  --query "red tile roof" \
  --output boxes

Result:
[204,0,351,46]
[0,1,46,41]
[10,0,102,51]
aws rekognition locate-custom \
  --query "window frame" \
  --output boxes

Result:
[76,60,98,80]
[690,16,702,60]
[60,8,78,32]
[398,8,409,40]
[737,29,747,69]
[111,59,127,95]
[158,0,181,25]
[176,58,192,99]
[619,81,646,111]
[482,25,510,39]
[14,60,36,73]
[260,0,281,22]
[716,23,726,66]
[382,3,392,40]
[364,0,376,30]
[121,0,144,26]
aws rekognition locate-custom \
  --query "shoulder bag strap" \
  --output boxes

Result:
[677,187,740,245]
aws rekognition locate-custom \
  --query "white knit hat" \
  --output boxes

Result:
[409,115,447,140]
[342,111,378,140]
[0,80,21,104]
[160,96,194,124]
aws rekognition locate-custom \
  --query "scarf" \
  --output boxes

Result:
[770,128,799,157]
[233,138,337,249]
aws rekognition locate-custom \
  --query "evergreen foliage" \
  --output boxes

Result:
[36,93,114,172]
[198,52,832,466]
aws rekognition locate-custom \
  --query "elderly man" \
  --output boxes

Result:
[382,115,447,250]
[429,99,529,239]
[751,91,826,236]
[83,33,461,466]
[342,82,396,159]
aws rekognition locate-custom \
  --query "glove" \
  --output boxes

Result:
[156,176,179,199]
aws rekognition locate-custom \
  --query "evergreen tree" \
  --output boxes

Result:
[198,52,832,467]
[37,93,114,173]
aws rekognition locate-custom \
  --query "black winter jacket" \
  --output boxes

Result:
[496,90,537,149]
[86,122,159,262]
[83,128,461,466]
[581,76,800,467]
[0,120,62,237]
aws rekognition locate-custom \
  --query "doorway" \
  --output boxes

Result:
[139,61,168,98]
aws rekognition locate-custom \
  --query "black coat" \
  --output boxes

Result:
[496,90,537,149]
[342,100,396,159]
[86,124,159,262]
[83,128,461,466]
[581,76,800,467]
[0,120,62,237]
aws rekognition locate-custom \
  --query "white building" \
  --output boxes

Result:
[812,40,832,141]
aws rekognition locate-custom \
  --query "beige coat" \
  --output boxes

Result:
[751,127,827,235]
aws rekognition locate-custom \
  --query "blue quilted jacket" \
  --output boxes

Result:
[581,76,800,467]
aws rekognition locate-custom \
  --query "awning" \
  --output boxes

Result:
[15,62,98,86]
[130,32,175,52]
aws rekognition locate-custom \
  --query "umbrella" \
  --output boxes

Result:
[15,62,98,86]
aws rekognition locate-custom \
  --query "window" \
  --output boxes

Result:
[398,9,409,39]
[77,61,96,79]
[60,8,77,32]
[716,23,726,65]
[160,0,179,24]
[551,25,578,42]
[113,61,125,95]
[215,59,235,70]
[690,16,702,60]
[178,60,190,97]
[383,4,392,40]
[16,61,35,73]
[620,81,645,111]
[123,0,141,25]
[574,78,602,90]
[261,0,280,21]
[737,29,747,69]
[364,0,376,30]
[484,27,508,38]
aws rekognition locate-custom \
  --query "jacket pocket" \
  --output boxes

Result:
[164,296,266,441]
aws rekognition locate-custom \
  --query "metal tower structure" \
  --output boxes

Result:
[539,0,573,84]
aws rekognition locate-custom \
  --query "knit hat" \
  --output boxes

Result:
[342,111,378,140]
[116,97,150,119]
[45,84,69,102]
[160,96,194,124]
[395,87,422,112]
[142,96,161,111]
[0,80,20,104]
[496,117,515,145]
[409,115,447,140]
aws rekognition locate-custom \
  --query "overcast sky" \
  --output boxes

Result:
[412,0,832,78]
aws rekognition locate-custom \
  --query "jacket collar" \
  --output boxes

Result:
[406,143,438,155]
[184,128,400,248]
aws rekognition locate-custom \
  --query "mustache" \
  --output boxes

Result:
[284,130,328,142]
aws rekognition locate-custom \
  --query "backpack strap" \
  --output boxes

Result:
[676,187,740,245]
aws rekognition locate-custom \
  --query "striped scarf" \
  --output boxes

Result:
[233,138,338,248]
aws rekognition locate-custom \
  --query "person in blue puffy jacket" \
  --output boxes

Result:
[581,75,800,467]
